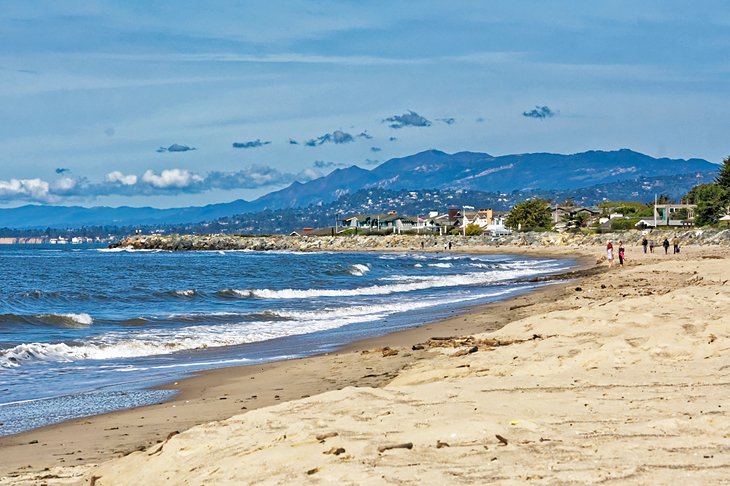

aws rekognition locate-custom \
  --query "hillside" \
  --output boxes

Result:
[0,149,717,229]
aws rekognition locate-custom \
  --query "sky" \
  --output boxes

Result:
[1,0,728,208]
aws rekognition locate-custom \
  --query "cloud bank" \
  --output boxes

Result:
[0,165,318,204]
[232,139,271,149]
[522,106,555,119]
[384,110,432,129]
[304,130,355,146]
[157,144,196,153]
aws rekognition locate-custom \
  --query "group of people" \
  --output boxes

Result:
[606,235,681,269]
[605,240,626,269]
[640,236,680,255]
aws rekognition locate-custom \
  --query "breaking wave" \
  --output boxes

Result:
[0,286,526,369]
[349,264,371,276]
[225,265,562,300]
[0,313,93,329]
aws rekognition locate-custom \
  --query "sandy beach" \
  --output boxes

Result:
[2,243,728,484]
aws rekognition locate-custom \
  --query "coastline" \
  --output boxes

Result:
[4,242,729,483]
[0,246,593,480]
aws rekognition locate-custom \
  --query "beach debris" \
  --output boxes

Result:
[378,442,414,453]
[28,439,38,444]
[381,347,399,357]
[451,346,478,357]
[90,476,101,486]
[575,287,582,291]
[495,434,509,446]
[411,344,425,350]
[436,440,450,448]
[324,447,346,455]
[306,467,319,475]
[316,431,339,442]
[708,334,717,344]
[420,334,548,352]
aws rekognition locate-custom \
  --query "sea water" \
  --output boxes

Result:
[0,245,574,435]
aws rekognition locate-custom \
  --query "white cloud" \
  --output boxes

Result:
[0,178,50,201]
[50,176,77,192]
[105,171,138,186]
[141,169,204,189]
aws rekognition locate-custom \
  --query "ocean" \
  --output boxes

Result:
[0,245,574,436]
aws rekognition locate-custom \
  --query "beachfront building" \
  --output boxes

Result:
[635,203,698,228]
[552,205,601,230]
[654,203,696,226]
[340,212,421,233]
[447,207,511,235]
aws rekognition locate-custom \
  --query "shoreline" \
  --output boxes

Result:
[0,247,595,479]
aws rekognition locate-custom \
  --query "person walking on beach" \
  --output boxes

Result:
[641,237,648,253]
[672,236,680,254]
[662,238,670,254]
[649,239,655,253]
[606,241,614,269]
[618,241,626,267]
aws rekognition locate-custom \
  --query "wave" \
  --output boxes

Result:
[0,313,93,328]
[166,289,198,298]
[39,313,93,327]
[349,264,371,276]
[0,286,529,369]
[427,263,453,268]
[20,290,64,300]
[223,265,564,300]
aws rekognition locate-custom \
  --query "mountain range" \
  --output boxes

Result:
[0,149,718,229]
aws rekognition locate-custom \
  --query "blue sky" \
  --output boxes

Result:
[1,1,728,208]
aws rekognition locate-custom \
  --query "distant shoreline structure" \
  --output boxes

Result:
[0,236,104,245]
[110,229,730,252]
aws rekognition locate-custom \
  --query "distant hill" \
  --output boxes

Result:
[0,149,718,229]
[246,149,715,211]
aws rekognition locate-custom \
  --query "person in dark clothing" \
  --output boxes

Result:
[662,238,670,254]
[641,237,648,254]
[618,241,625,267]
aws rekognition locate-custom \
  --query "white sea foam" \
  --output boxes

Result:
[349,264,371,276]
[172,289,196,297]
[0,286,527,369]
[234,265,554,300]
[427,263,453,268]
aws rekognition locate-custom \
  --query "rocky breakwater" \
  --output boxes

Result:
[111,228,730,252]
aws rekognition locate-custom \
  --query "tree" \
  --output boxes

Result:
[464,223,483,236]
[505,198,553,231]
[685,183,728,225]
[716,155,730,191]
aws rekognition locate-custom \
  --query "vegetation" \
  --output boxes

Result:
[561,211,590,232]
[597,201,652,218]
[610,218,639,231]
[682,157,730,226]
[685,183,728,226]
[464,223,483,236]
[716,155,730,190]
[505,198,553,231]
